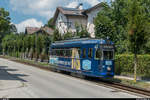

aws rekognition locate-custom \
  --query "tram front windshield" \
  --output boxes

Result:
[103,51,114,60]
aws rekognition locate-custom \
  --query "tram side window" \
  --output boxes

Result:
[66,50,72,57]
[59,50,62,57]
[60,50,63,57]
[52,50,56,56]
[58,50,60,57]
[61,49,66,57]
[78,49,81,58]
[63,50,66,57]
[66,50,69,57]
[55,50,59,56]
[70,50,72,58]
[83,48,86,58]
[95,49,101,60]
[50,50,53,56]
[56,49,64,57]
[61,50,64,57]
[54,50,56,56]
[88,48,93,58]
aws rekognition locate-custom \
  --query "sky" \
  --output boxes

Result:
[0,0,111,33]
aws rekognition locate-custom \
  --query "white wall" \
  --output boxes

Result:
[55,12,68,35]
[55,12,87,35]
[67,16,87,34]
[87,7,102,38]
[55,7,102,37]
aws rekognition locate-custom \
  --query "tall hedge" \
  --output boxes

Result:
[115,54,150,77]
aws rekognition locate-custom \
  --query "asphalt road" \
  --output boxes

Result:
[0,58,141,98]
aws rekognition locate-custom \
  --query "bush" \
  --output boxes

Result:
[115,54,150,77]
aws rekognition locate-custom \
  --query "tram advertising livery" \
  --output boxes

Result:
[49,38,115,78]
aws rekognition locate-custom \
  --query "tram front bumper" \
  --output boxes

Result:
[100,72,114,77]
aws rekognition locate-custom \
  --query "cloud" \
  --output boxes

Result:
[66,2,79,8]
[84,0,100,6]
[15,18,43,33]
[10,0,70,19]
[10,0,104,20]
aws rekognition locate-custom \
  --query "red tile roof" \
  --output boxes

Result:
[52,7,87,25]
[25,27,40,34]
[25,26,54,35]
[39,26,54,35]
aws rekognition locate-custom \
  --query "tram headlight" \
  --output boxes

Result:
[107,66,111,71]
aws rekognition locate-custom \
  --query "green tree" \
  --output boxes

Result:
[47,17,55,29]
[75,24,90,38]
[2,34,10,55]
[2,32,52,62]
[0,8,11,52]
[127,0,150,82]
[52,29,62,42]
[63,31,73,40]
[10,24,17,33]
[111,0,130,54]
[94,3,117,42]
[139,0,150,53]
[29,35,36,59]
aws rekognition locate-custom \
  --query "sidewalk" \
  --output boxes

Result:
[0,66,29,98]
[114,75,150,84]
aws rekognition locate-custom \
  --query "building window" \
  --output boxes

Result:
[68,22,72,28]
[93,17,95,23]
[65,22,72,28]
[61,16,63,20]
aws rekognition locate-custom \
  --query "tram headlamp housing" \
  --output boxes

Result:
[107,66,111,71]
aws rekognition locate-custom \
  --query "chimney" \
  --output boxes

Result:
[76,3,83,10]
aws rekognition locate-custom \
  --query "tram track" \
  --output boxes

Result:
[0,56,150,97]
[85,77,150,97]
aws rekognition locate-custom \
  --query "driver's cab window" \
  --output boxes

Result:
[95,48,102,60]
[103,51,114,60]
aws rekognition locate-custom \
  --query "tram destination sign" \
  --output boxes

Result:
[101,44,114,49]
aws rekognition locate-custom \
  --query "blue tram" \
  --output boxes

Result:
[49,38,115,78]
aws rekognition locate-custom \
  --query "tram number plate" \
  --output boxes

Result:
[105,61,112,65]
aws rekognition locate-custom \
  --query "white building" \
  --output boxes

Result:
[52,3,104,38]
[85,3,103,38]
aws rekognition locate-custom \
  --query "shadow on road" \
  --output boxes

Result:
[0,66,28,82]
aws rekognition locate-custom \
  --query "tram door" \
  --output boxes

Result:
[72,48,81,70]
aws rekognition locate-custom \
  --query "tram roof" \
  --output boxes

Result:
[51,38,114,47]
